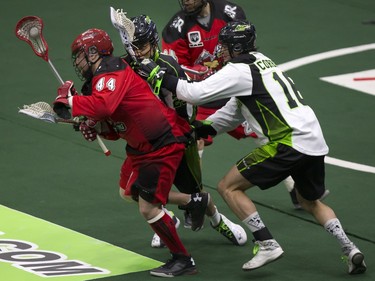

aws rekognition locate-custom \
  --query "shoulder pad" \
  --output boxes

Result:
[95,56,126,76]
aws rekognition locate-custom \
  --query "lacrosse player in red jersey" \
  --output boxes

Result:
[162,0,252,148]
[127,14,247,249]
[52,28,209,277]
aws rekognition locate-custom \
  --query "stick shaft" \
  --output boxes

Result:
[48,59,64,84]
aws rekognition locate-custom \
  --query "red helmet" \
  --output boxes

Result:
[71,28,114,57]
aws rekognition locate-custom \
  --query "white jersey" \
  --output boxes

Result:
[176,51,329,156]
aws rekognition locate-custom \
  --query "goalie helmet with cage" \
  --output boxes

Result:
[131,15,159,58]
[71,28,114,80]
[218,20,256,58]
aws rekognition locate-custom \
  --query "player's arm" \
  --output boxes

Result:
[137,60,251,104]
[205,97,245,134]
[191,97,244,138]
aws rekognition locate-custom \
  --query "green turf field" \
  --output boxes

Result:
[1,1,374,280]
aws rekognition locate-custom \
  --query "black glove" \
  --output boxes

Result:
[136,59,165,83]
[191,120,217,139]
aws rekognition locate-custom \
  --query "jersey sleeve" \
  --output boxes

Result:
[208,97,245,134]
[175,62,253,105]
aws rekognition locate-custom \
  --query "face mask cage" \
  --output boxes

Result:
[72,50,91,81]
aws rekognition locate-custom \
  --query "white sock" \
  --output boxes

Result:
[209,206,221,227]
[242,212,266,233]
[324,218,354,254]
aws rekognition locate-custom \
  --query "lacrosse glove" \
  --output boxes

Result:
[53,80,78,119]
[79,119,99,142]
[191,120,217,139]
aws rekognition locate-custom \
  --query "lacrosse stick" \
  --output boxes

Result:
[180,65,210,76]
[19,101,78,124]
[15,15,110,156]
[18,102,109,155]
[110,7,137,62]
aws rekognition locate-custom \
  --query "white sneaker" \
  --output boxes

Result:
[242,239,284,270]
[151,212,180,248]
[211,214,247,246]
[343,248,366,275]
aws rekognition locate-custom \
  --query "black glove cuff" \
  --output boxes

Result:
[161,73,179,92]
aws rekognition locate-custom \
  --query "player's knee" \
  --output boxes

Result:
[119,187,133,202]
[217,179,228,197]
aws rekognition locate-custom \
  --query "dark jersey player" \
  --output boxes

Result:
[127,15,247,249]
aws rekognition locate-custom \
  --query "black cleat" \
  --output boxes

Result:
[179,192,209,231]
[150,253,198,277]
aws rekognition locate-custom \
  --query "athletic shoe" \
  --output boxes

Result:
[151,212,180,248]
[342,248,366,275]
[150,253,197,277]
[179,192,210,231]
[290,188,331,210]
[211,214,247,246]
[242,239,284,270]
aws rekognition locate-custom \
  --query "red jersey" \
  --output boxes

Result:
[71,56,191,154]
[161,0,246,67]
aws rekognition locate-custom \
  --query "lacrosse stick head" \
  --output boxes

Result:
[18,102,58,123]
[15,16,49,62]
[110,7,135,41]
[110,7,137,61]
[18,101,78,124]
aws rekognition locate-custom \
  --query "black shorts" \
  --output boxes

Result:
[237,143,326,200]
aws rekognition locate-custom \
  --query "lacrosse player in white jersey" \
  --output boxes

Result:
[138,20,366,275]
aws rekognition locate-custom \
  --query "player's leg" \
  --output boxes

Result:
[124,145,197,277]
[174,140,247,244]
[284,175,330,210]
[217,143,295,270]
[217,164,283,271]
[292,156,366,275]
[150,206,180,248]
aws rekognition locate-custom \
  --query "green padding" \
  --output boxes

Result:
[0,205,162,281]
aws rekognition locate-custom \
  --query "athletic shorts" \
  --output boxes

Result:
[196,106,257,145]
[237,143,326,201]
[119,143,186,205]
